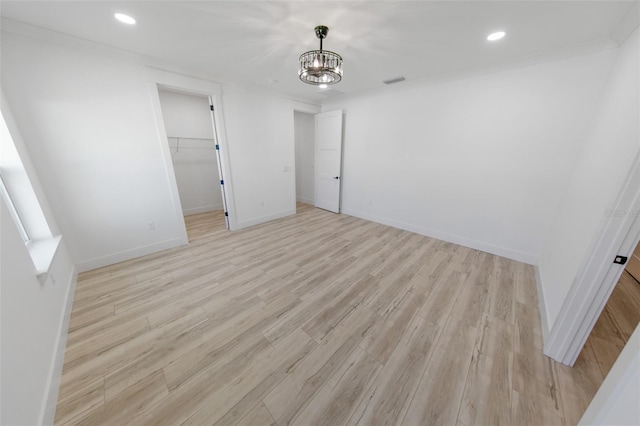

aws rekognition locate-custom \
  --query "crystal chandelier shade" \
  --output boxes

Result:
[299,26,343,86]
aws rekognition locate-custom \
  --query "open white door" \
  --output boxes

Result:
[315,110,343,213]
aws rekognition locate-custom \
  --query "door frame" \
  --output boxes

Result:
[292,101,321,212]
[146,68,236,237]
[314,109,344,214]
[208,96,230,228]
[544,151,640,365]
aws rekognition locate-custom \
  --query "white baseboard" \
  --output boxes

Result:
[296,197,314,205]
[340,207,538,265]
[234,209,296,230]
[183,204,224,216]
[76,237,186,273]
[535,266,551,342]
[41,267,77,425]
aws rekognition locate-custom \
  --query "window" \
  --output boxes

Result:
[0,172,30,243]
[0,105,60,277]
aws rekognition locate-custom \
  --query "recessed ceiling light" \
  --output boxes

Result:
[487,31,506,41]
[114,13,136,25]
[318,84,328,89]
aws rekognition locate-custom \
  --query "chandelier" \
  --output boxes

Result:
[298,26,343,87]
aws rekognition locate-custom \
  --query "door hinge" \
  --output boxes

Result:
[220,179,224,185]
[215,144,220,150]
[224,211,229,217]
[210,105,214,111]
[614,255,628,265]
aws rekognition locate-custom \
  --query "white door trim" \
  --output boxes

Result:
[544,151,640,365]
[314,110,343,213]
[146,68,237,231]
[209,97,230,229]
[292,106,321,211]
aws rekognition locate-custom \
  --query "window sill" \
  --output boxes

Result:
[27,235,62,278]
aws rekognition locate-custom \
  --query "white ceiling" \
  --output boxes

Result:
[1,1,636,102]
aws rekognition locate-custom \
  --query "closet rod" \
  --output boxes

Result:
[167,136,214,141]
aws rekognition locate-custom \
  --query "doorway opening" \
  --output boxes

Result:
[157,87,228,240]
[578,238,640,376]
[294,111,316,211]
[293,109,344,214]
[544,153,640,368]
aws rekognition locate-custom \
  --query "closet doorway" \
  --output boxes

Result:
[157,88,227,238]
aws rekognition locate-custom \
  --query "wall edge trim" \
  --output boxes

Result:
[296,197,314,206]
[234,209,296,231]
[75,237,186,273]
[182,204,224,216]
[40,266,77,425]
[535,266,551,342]
[341,207,538,265]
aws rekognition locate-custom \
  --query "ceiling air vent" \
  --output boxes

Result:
[383,76,406,85]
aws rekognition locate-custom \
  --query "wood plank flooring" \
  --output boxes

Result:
[583,269,640,379]
[56,203,599,425]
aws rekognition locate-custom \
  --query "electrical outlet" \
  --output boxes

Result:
[148,222,156,231]
[260,201,265,207]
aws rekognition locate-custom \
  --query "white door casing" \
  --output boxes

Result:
[544,152,640,365]
[208,99,229,229]
[315,110,343,213]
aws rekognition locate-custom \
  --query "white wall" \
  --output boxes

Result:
[1,91,77,425]
[0,25,306,424]
[1,28,306,269]
[158,89,214,139]
[323,48,617,264]
[538,29,640,331]
[1,208,75,425]
[221,84,297,228]
[294,111,315,205]
[1,32,187,271]
[158,89,223,215]
[0,155,77,426]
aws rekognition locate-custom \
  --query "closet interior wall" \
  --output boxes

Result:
[158,88,223,216]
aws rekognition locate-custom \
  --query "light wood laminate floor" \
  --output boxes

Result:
[584,269,640,379]
[55,203,601,425]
